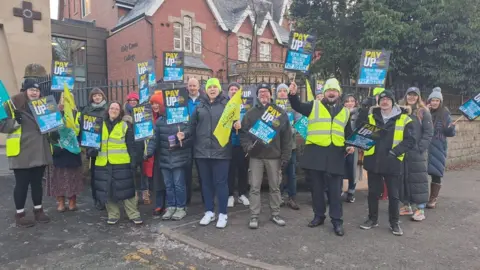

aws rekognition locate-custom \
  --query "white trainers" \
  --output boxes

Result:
[199,211,216,226]
[216,213,228,229]
[238,195,250,206]
[227,196,235,207]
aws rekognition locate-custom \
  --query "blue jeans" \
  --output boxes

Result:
[196,159,230,215]
[140,175,150,191]
[282,150,297,197]
[161,168,186,208]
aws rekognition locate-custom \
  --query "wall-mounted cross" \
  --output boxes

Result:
[13,1,42,33]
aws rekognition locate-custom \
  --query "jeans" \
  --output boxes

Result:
[161,168,186,208]
[140,175,151,191]
[228,146,248,196]
[196,159,230,215]
[367,172,401,225]
[307,169,343,226]
[282,150,297,197]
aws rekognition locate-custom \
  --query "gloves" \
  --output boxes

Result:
[14,110,22,124]
[361,96,376,108]
[86,148,99,158]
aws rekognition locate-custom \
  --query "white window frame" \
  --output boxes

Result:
[81,0,91,17]
[173,23,183,51]
[238,37,252,62]
[259,42,271,61]
[183,16,192,52]
[193,27,202,54]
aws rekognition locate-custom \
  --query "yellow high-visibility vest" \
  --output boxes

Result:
[306,100,350,147]
[364,113,412,161]
[5,102,21,157]
[95,121,131,166]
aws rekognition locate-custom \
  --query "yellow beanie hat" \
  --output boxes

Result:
[323,78,342,94]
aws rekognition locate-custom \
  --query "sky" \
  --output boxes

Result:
[50,0,59,19]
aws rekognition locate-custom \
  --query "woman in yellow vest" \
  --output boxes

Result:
[86,101,142,225]
[0,79,52,228]
[357,90,415,236]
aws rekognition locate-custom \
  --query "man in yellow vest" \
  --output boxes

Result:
[357,90,415,236]
[289,78,354,236]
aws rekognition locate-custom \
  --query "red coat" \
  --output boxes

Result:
[142,113,160,177]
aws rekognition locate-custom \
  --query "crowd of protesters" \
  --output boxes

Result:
[0,64,457,236]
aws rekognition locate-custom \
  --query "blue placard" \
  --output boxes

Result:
[345,123,384,151]
[166,107,189,125]
[0,80,10,120]
[164,67,184,82]
[163,51,184,82]
[51,76,75,91]
[80,114,102,148]
[133,104,154,141]
[358,68,388,86]
[357,50,391,87]
[139,87,150,104]
[249,120,277,144]
[28,95,63,134]
[293,116,308,139]
[459,92,480,121]
[284,51,312,72]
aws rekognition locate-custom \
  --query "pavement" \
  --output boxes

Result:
[0,161,479,269]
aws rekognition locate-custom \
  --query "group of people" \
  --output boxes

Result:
[1,64,456,237]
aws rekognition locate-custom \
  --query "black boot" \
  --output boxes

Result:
[308,216,325,227]
[333,224,344,236]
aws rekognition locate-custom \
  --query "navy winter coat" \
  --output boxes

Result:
[428,108,456,177]
[403,106,433,204]
[146,116,192,169]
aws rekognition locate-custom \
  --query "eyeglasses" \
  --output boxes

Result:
[27,88,40,93]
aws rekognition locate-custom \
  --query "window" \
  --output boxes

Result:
[238,37,252,62]
[259,42,271,61]
[173,23,182,51]
[81,0,91,17]
[193,27,202,54]
[183,16,192,52]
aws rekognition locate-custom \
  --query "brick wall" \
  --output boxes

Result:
[446,116,480,168]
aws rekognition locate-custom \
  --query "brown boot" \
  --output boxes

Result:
[142,190,151,205]
[15,212,35,228]
[287,197,300,210]
[57,196,66,212]
[427,183,442,209]
[68,196,78,211]
[33,208,51,223]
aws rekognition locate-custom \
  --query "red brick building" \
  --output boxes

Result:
[62,0,292,83]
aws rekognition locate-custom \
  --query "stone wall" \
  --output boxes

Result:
[446,116,480,168]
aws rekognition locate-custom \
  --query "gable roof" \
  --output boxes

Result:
[112,0,290,44]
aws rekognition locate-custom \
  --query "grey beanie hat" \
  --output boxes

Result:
[406,86,421,96]
[428,87,443,102]
[276,83,289,93]
[227,82,241,91]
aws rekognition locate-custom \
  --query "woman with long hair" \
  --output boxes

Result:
[399,87,433,221]
[88,101,142,225]
[426,87,456,208]
[0,78,52,227]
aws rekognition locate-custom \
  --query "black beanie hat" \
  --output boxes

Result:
[256,83,271,96]
[21,78,40,92]
[378,90,396,104]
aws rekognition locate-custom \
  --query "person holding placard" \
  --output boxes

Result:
[399,87,433,221]
[88,102,142,225]
[240,83,293,229]
[0,78,52,228]
[226,82,250,208]
[78,87,108,210]
[179,78,231,228]
[357,90,415,236]
[276,83,301,210]
[426,87,456,208]
[289,78,353,237]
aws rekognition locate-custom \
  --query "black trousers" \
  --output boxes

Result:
[228,146,248,196]
[13,166,46,210]
[307,169,343,225]
[185,156,203,204]
[367,172,401,225]
[90,157,97,201]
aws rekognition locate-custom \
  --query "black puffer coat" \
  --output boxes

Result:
[428,108,456,177]
[94,116,136,203]
[403,106,433,204]
[186,94,231,160]
[358,105,416,176]
[146,116,192,169]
